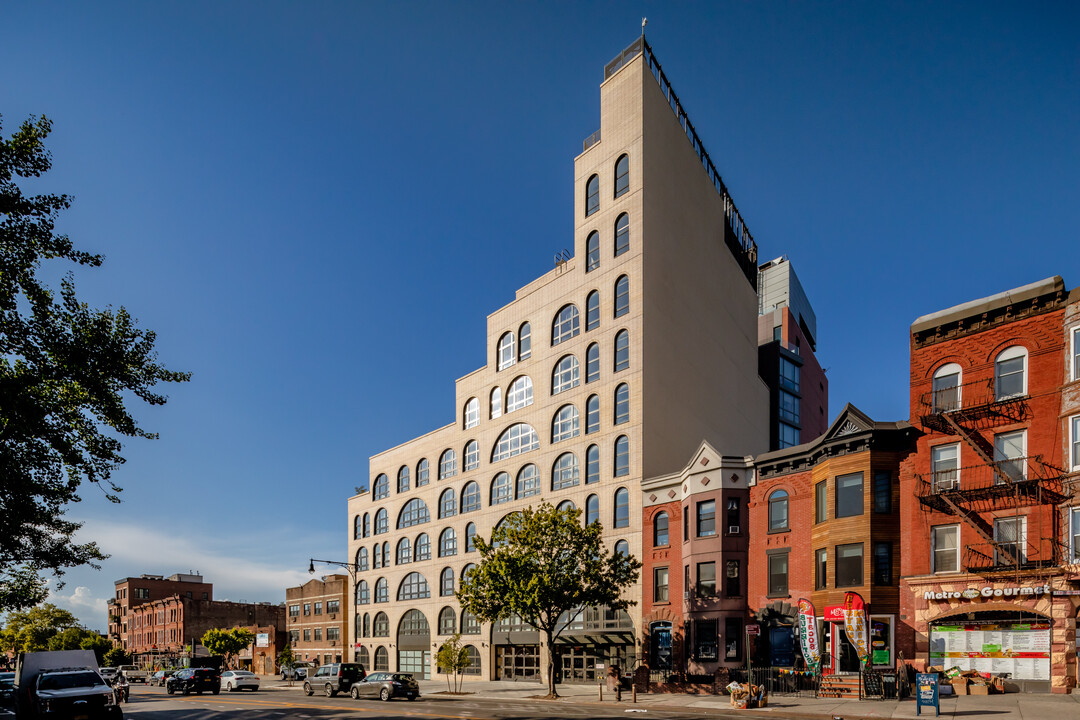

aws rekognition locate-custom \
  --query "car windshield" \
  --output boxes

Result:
[38,672,102,690]
[233,671,253,676]
[390,674,412,681]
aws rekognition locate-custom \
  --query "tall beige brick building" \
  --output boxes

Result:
[346,37,769,683]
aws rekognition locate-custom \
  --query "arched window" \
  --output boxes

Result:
[362,513,369,538]
[490,386,502,419]
[552,355,580,395]
[614,383,630,425]
[586,444,600,484]
[439,528,457,557]
[461,481,481,513]
[615,539,629,556]
[438,489,457,519]
[361,613,370,638]
[356,580,370,605]
[586,231,600,272]
[498,332,516,371]
[586,494,600,525]
[396,537,412,565]
[614,436,629,477]
[373,474,389,500]
[553,452,580,490]
[357,546,369,571]
[519,322,531,360]
[461,563,477,582]
[507,376,534,412]
[614,330,629,371]
[995,346,1027,399]
[374,578,389,603]
[769,490,790,532]
[397,465,410,493]
[438,607,456,635]
[614,155,629,198]
[381,541,389,568]
[516,464,541,499]
[439,449,457,480]
[613,487,629,528]
[552,404,580,443]
[461,610,481,635]
[397,572,430,601]
[654,511,669,546]
[614,213,630,256]
[372,542,382,569]
[463,440,480,472]
[491,472,512,505]
[463,398,479,430]
[552,304,580,346]
[585,290,600,331]
[462,645,483,675]
[491,423,540,462]
[359,643,369,663]
[354,515,363,540]
[414,533,431,561]
[932,363,962,413]
[374,508,389,534]
[465,522,477,552]
[440,568,455,597]
[557,500,576,512]
[397,498,430,529]
[586,343,600,383]
[374,645,389,670]
[614,276,629,318]
[417,458,430,487]
[585,174,599,216]
[373,612,389,637]
[584,394,600,434]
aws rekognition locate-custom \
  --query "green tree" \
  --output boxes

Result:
[201,628,255,670]
[0,115,190,612]
[435,634,470,693]
[457,502,641,698]
[103,646,131,668]
[0,603,80,653]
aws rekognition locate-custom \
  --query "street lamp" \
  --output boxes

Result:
[307,558,362,663]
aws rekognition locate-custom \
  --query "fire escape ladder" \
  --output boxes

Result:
[934,491,997,546]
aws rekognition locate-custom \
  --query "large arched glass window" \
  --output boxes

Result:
[519,322,531,360]
[440,568,455,596]
[613,487,629,528]
[465,522,477,552]
[357,546,369,571]
[586,343,600,383]
[491,472,512,505]
[397,465,410,493]
[615,539,629,557]
[614,155,629,198]
[396,537,412,565]
[556,500,576,512]
[553,452,580,490]
[586,494,600,525]
[414,533,431,561]
[995,346,1027,399]
[552,404,580,443]
[932,363,962,413]
[461,481,481,513]
[356,580,370,605]
[614,213,630,256]
[397,498,430,529]
[491,423,540,462]
[586,444,600,484]
[614,276,629,318]
[374,578,389,603]
[585,174,599,216]
[614,383,630,425]
[516,464,541,499]
[498,332,516,371]
[490,387,502,419]
[373,474,389,500]
[552,355,580,395]
[374,508,389,534]
[507,376,534,412]
[397,572,430,601]
[417,458,430,487]
[461,563,478,583]
[586,394,600,433]
[438,489,457,519]
[654,511,669,546]
[586,291,600,330]
[374,645,389,670]
[586,231,600,272]
[463,398,479,430]
[373,613,390,637]
[438,607,456,635]
[461,609,481,635]
[439,449,457,480]
[463,440,480,472]
[439,528,457,557]
[462,645,483,675]
[552,305,580,346]
[614,330,630,371]
[614,436,629,477]
[769,490,790,532]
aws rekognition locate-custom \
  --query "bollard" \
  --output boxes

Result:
[632,684,637,703]
[599,681,603,701]
[616,683,622,702]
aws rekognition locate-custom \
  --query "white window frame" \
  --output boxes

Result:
[552,452,580,490]
[932,363,962,412]
[464,398,479,429]
[492,423,539,462]
[490,387,502,419]
[1071,326,1080,381]
[439,449,457,480]
[552,355,580,395]
[1070,507,1080,563]
[490,472,512,505]
[460,482,481,514]
[993,429,1026,483]
[506,376,533,412]
[931,524,960,573]
[552,305,580,346]
[463,440,480,472]
[931,443,960,491]
[518,322,531,360]
[1071,415,1080,471]
[552,404,580,443]
[994,346,1027,400]
[993,515,1027,565]
[497,332,516,371]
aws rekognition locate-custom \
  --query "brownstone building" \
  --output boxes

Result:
[285,575,349,666]
[107,573,213,651]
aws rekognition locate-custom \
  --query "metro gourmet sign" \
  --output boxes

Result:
[922,585,1049,602]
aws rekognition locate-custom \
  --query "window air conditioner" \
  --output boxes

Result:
[683,591,689,599]
[729,526,741,535]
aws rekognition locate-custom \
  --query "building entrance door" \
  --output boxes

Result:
[559,646,600,683]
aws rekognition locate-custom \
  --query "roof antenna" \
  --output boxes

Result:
[641,17,647,39]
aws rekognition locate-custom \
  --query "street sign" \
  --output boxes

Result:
[916,673,939,716]
[745,624,760,636]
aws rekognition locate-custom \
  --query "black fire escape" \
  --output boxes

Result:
[915,379,1067,575]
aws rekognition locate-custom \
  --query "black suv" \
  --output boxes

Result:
[166,668,221,695]
[303,663,363,697]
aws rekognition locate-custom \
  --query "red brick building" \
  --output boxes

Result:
[899,276,1078,693]
[285,575,350,666]
[107,573,213,652]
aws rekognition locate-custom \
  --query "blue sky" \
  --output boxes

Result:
[3,2,1076,631]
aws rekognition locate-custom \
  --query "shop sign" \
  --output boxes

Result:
[823,605,845,621]
[921,584,1048,601]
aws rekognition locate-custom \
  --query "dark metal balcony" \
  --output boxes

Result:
[916,456,1066,513]
[962,539,1065,574]
[919,378,1027,433]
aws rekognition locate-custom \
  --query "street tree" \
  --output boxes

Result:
[0,603,81,653]
[102,646,131,668]
[0,115,190,612]
[457,502,641,698]
[201,628,255,669]
[435,633,470,693]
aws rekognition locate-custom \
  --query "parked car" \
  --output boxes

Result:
[348,672,420,701]
[0,671,14,706]
[303,663,363,697]
[117,664,148,683]
[280,666,307,680]
[221,670,259,692]
[98,667,118,683]
[150,670,175,686]
[166,668,221,695]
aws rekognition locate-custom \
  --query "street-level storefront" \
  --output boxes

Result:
[819,605,895,673]
[491,614,539,681]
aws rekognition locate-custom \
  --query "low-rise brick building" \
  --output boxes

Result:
[107,573,213,652]
[285,575,349,667]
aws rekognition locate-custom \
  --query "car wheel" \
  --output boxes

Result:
[303,682,313,696]
[380,687,390,702]
[407,694,416,701]
[182,687,189,696]
[167,686,174,695]
[351,686,361,700]
[212,689,219,695]
[324,683,334,697]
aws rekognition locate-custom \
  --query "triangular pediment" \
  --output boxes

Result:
[821,403,874,441]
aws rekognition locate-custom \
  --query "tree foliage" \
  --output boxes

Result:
[0,603,81,653]
[0,115,190,611]
[435,633,470,693]
[103,646,131,668]
[201,628,255,669]
[457,502,640,697]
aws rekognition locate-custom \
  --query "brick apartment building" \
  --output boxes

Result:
[107,573,213,651]
[285,575,349,667]
[899,276,1079,693]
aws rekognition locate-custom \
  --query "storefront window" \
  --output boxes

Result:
[869,616,893,666]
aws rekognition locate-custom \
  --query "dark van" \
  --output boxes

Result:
[303,663,363,697]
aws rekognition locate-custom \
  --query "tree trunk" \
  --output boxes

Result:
[545,630,558,698]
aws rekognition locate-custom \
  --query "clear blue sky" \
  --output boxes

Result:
[3,1,1076,631]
